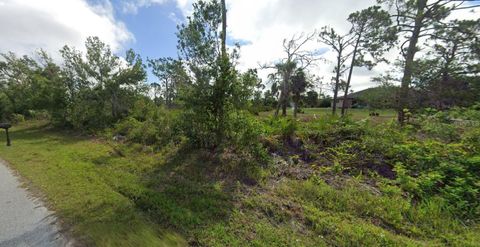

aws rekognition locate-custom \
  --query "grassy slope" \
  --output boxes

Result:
[0,121,185,246]
[0,119,479,246]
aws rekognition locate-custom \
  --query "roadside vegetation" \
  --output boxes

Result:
[1,105,480,246]
[0,0,479,246]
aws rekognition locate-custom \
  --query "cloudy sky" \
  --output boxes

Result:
[0,0,478,93]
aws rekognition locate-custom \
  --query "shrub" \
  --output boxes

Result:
[10,113,25,124]
[421,120,460,142]
[462,127,480,153]
[114,101,176,147]
[259,117,300,143]
[27,110,51,120]
[391,141,479,217]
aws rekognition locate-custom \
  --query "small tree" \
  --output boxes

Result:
[265,32,318,117]
[431,19,480,80]
[341,6,396,116]
[148,58,188,107]
[291,68,309,118]
[305,90,319,107]
[0,51,67,121]
[318,27,353,115]
[177,0,243,148]
[60,37,146,130]
[408,19,480,108]
[151,82,161,105]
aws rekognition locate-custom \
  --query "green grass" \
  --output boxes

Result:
[0,120,479,246]
[0,121,186,246]
[259,108,396,122]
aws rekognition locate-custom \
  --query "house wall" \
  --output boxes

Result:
[333,99,353,109]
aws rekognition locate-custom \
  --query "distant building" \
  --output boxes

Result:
[333,90,365,109]
[333,95,356,109]
[332,86,398,109]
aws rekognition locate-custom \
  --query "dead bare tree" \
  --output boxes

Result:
[263,32,320,117]
[318,27,355,115]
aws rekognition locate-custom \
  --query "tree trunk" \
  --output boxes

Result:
[342,35,361,116]
[442,43,457,82]
[274,99,281,117]
[164,78,170,107]
[293,102,297,118]
[5,128,11,146]
[282,101,287,116]
[332,47,343,115]
[293,94,299,118]
[215,0,228,146]
[274,69,291,117]
[154,88,158,106]
[397,0,426,124]
[111,90,118,119]
[221,0,227,59]
[282,69,290,117]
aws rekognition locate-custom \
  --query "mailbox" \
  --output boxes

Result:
[0,123,11,146]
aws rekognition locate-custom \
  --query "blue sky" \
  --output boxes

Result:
[106,0,258,83]
[107,0,182,82]
[111,0,179,59]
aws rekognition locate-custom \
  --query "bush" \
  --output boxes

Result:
[10,113,25,124]
[27,110,51,120]
[462,127,480,153]
[421,120,460,142]
[114,100,176,147]
[391,141,480,217]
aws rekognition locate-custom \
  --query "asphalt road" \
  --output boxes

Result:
[0,160,72,247]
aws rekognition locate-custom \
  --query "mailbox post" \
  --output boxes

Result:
[0,123,11,146]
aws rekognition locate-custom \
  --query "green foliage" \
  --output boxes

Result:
[0,0,479,245]
[420,118,460,142]
[10,113,25,124]
[0,121,186,246]
[392,140,480,217]
[462,127,480,153]
[294,106,480,219]
[176,0,260,151]
[263,117,298,140]
[27,110,51,120]
[304,90,318,107]
[148,57,189,107]
[3,112,480,246]
[280,176,476,246]
[114,99,176,146]
[0,37,147,131]
[59,37,147,131]
[0,51,68,122]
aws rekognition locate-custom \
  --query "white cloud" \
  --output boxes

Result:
[225,0,377,93]
[0,0,133,58]
[120,0,168,14]
[168,0,379,92]
[120,0,193,16]
[5,0,474,94]
[173,0,479,94]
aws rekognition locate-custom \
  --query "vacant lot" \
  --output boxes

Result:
[1,116,479,246]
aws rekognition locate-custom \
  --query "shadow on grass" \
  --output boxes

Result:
[1,121,251,244]
[0,122,88,146]
[119,145,248,244]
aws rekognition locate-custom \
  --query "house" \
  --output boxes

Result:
[333,90,365,109]
[332,86,398,109]
[333,95,356,109]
